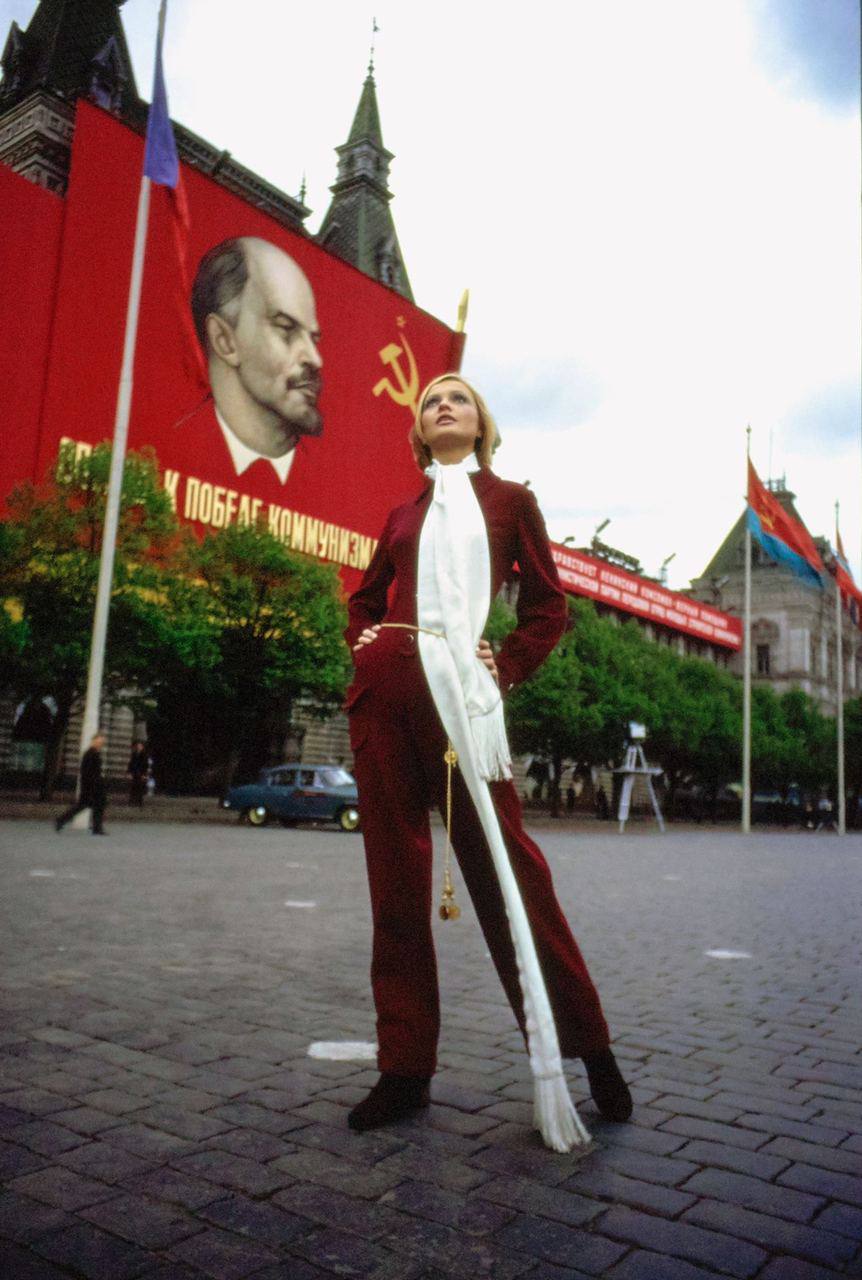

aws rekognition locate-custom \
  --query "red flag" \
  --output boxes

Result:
[153,179,208,394]
[746,461,825,586]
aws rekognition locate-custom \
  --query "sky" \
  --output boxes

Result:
[4,0,860,587]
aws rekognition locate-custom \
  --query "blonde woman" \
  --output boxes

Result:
[345,375,631,1147]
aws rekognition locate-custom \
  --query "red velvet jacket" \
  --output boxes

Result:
[345,467,567,697]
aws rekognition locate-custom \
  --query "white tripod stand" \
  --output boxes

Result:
[614,727,665,834]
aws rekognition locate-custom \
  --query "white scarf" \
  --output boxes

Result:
[416,457,590,1153]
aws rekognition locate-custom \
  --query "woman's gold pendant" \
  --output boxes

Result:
[439,885,461,921]
[440,742,460,920]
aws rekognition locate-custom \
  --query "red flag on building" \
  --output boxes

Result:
[746,461,825,587]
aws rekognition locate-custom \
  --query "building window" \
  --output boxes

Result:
[756,644,770,675]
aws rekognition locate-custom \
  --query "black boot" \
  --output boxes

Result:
[348,1073,431,1131]
[583,1049,633,1122]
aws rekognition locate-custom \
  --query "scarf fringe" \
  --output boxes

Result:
[470,699,513,782]
[534,1072,592,1152]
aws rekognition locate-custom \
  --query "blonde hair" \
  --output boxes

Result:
[409,373,500,471]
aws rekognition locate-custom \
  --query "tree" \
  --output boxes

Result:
[492,598,650,815]
[146,523,350,794]
[0,445,180,797]
[844,696,862,826]
[488,590,852,825]
[778,688,833,798]
[749,685,832,804]
[638,646,741,814]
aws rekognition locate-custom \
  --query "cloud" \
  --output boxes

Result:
[780,382,862,452]
[752,0,861,108]
[462,358,603,433]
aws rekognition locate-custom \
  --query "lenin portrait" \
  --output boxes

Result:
[190,236,323,484]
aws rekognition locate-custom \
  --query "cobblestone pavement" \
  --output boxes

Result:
[0,819,860,1280]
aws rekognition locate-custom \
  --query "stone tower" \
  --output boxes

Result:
[318,63,413,300]
[0,0,309,227]
[0,0,138,193]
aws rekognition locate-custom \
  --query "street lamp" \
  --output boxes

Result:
[659,552,676,585]
[591,518,610,553]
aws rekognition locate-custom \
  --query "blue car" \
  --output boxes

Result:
[224,763,360,832]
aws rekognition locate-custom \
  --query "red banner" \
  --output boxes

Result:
[550,544,742,650]
[29,103,463,591]
[0,165,64,510]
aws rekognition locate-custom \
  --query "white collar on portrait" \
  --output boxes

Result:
[214,405,295,485]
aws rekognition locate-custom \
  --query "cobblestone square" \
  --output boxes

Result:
[1,819,860,1278]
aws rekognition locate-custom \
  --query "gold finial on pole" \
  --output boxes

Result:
[456,288,470,333]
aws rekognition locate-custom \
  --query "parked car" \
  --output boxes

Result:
[224,764,360,832]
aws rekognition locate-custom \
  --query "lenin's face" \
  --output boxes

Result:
[225,245,323,444]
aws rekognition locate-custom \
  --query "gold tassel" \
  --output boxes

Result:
[439,743,461,921]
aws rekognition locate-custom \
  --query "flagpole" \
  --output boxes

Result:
[77,1,168,763]
[742,426,752,834]
[835,501,846,836]
[77,177,152,757]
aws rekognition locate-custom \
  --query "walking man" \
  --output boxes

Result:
[55,734,108,835]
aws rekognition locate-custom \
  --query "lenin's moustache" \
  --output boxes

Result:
[290,373,323,437]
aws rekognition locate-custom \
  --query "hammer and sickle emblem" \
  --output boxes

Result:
[373,333,420,417]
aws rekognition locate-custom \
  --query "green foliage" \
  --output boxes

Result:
[751,685,834,796]
[1,445,349,796]
[0,446,183,794]
[844,696,862,800]
[500,597,658,770]
[195,523,348,704]
[636,645,741,795]
[494,593,837,807]
[145,522,349,792]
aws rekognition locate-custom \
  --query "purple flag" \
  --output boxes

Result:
[143,12,179,187]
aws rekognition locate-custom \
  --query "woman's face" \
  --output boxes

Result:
[419,380,481,459]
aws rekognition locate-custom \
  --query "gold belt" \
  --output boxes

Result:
[377,623,459,920]
[378,622,444,639]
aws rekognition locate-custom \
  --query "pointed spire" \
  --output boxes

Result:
[299,171,307,205]
[317,51,412,300]
[347,65,384,148]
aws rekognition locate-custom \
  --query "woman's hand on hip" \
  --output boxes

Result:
[353,625,381,651]
[476,637,499,684]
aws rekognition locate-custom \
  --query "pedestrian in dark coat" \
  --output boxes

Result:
[127,741,149,807]
[55,734,108,834]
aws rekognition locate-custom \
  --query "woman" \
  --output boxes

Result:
[345,374,631,1148]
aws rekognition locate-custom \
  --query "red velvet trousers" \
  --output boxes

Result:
[348,635,610,1077]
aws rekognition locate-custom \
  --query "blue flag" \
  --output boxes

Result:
[143,9,179,188]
